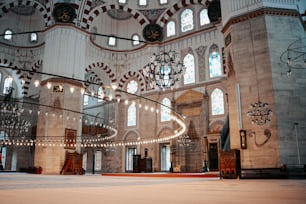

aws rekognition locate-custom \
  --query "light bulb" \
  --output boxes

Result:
[47,82,51,89]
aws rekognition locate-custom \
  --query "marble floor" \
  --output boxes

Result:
[0,173,306,204]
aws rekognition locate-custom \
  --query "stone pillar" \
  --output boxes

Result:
[34,26,86,174]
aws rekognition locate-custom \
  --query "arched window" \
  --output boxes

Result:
[108,36,116,46]
[183,53,195,85]
[139,0,147,6]
[200,9,210,26]
[132,34,140,46]
[166,21,176,37]
[3,77,13,94]
[181,9,194,33]
[118,0,127,4]
[30,32,38,42]
[127,103,136,126]
[209,45,222,78]
[161,98,171,122]
[97,87,104,102]
[211,88,224,115]
[127,80,138,94]
[4,29,13,41]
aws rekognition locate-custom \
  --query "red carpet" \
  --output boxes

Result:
[102,172,220,178]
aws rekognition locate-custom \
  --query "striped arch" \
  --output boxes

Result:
[116,71,145,98]
[80,1,149,30]
[19,60,43,96]
[0,0,51,27]
[84,62,116,95]
[84,70,103,95]
[156,0,210,27]
[0,58,25,98]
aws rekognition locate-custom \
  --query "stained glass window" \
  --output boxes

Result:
[183,53,195,84]
[166,21,176,37]
[127,80,138,94]
[211,88,224,115]
[127,103,136,126]
[200,9,210,26]
[161,98,171,122]
[181,9,194,32]
[209,45,222,78]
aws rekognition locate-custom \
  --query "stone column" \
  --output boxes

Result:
[34,26,86,174]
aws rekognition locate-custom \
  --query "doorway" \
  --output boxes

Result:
[126,147,136,172]
[208,143,219,171]
[161,144,170,171]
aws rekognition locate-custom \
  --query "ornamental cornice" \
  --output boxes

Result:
[222,7,300,34]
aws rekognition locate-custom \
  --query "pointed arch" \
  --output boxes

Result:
[0,0,51,27]
[209,44,222,78]
[157,0,210,27]
[183,52,195,85]
[82,3,149,30]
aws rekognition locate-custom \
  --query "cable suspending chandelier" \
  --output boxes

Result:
[143,49,186,90]
[280,37,306,77]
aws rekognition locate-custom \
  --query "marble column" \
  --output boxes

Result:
[34,26,87,174]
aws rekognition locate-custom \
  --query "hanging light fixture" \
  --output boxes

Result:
[0,87,31,138]
[280,37,306,77]
[245,11,272,126]
[142,49,186,90]
[247,101,272,125]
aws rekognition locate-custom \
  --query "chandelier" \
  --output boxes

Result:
[246,101,272,126]
[280,37,306,77]
[142,49,186,90]
[0,87,31,138]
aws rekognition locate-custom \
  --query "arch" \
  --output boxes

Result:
[0,58,24,98]
[157,126,173,138]
[183,52,195,85]
[211,88,225,116]
[81,2,150,30]
[180,8,194,32]
[209,119,225,134]
[156,0,210,27]
[123,130,140,142]
[208,44,222,78]
[117,70,145,98]
[85,62,116,83]
[84,62,116,98]
[20,60,43,96]
[0,0,51,27]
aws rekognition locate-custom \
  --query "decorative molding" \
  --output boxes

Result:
[222,7,300,33]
